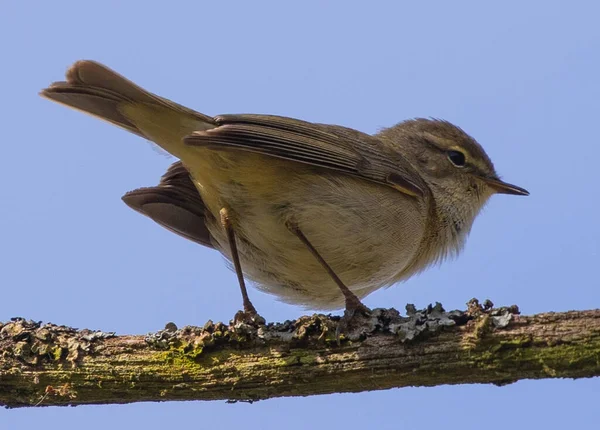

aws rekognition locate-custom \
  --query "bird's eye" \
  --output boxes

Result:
[447,150,466,167]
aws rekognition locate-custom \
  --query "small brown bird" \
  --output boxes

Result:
[41,61,528,323]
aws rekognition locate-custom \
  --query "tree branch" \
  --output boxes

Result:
[1,300,599,408]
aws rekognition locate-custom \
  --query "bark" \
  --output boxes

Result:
[1,300,599,408]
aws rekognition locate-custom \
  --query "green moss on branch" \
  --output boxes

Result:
[1,300,599,408]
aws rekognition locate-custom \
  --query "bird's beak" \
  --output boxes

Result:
[483,177,530,196]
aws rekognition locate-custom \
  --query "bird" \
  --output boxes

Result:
[41,60,529,323]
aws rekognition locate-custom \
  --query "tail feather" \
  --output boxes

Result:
[42,81,144,136]
[42,62,217,247]
[40,60,216,142]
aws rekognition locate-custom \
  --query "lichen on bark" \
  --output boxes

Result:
[1,299,599,408]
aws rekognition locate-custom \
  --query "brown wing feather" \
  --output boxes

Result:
[122,162,214,248]
[185,114,426,197]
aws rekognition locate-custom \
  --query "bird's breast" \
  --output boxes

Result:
[189,149,429,309]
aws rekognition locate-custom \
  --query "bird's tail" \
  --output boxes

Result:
[40,60,216,159]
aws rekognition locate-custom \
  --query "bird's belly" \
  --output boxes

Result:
[189,150,427,310]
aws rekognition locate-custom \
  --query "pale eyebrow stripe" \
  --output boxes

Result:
[422,132,473,157]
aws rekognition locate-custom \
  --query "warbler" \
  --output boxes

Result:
[41,61,528,322]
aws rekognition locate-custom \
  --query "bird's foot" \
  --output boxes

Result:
[233,303,265,326]
[336,296,372,343]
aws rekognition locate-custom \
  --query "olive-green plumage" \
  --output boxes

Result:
[41,61,528,310]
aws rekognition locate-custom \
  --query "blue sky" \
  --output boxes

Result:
[1,1,599,428]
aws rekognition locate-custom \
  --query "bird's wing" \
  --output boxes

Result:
[122,161,215,248]
[184,114,426,198]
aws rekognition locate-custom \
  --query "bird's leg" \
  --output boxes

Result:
[285,220,370,332]
[220,207,258,317]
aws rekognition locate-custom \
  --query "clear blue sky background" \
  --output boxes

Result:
[2,1,599,428]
